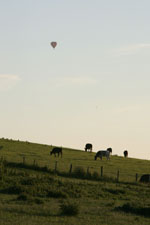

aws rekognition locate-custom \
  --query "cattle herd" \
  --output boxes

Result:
[0,142,149,183]
[49,144,150,183]
[50,143,128,161]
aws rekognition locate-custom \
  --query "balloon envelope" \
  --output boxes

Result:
[51,42,57,48]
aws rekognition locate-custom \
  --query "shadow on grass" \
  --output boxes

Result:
[2,207,57,217]
[5,161,49,173]
[115,202,150,218]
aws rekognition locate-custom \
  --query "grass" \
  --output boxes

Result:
[0,138,150,180]
[0,138,150,225]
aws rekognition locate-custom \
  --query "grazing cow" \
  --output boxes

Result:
[50,147,62,157]
[124,150,128,158]
[140,174,150,183]
[85,143,92,152]
[95,148,112,160]
[107,148,112,153]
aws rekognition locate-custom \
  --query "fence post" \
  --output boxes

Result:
[87,167,90,174]
[23,157,26,164]
[33,159,36,167]
[101,166,103,177]
[117,170,119,182]
[136,173,138,182]
[69,164,72,173]
[55,161,57,172]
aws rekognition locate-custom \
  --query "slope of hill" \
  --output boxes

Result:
[0,138,150,225]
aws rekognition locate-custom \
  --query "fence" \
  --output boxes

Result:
[0,156,148,183]
[49,160,142,183]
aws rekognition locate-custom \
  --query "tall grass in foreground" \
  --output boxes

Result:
[0,138,150,225]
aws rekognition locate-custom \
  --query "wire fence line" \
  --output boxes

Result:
[20,157,148,183]
[44,160,144,183]
[0,156,148,183]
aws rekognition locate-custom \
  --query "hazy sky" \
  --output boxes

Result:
[0,0,150,159]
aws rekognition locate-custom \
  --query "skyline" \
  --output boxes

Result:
[0,0,150,159]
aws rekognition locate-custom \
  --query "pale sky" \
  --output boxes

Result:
[0,0,150,159]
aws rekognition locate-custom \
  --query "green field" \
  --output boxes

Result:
[0,138,150,225]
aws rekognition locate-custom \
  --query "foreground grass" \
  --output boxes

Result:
[0,138,150,225]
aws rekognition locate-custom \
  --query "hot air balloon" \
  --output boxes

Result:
[51,42,57,49]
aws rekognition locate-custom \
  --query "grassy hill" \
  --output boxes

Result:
[0,138,150,225]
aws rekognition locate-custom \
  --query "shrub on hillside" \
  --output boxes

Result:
[104,187,126,195]
[73,166,86,178]
[92,171,99,180]
[47,190,68,198]
[59,200,79,216]
[34,198,44,204]
[21,177,37,185]
[17,193,29,201]
[1,184,25,194]
[17,193,44,204]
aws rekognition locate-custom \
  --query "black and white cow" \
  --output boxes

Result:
[95,148,112,160]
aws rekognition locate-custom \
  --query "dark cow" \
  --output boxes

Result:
[140,174,150,183]
[85,143,92,152]
[50,147,62,157]
[95,148,112,160]
[124,150,128,158]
